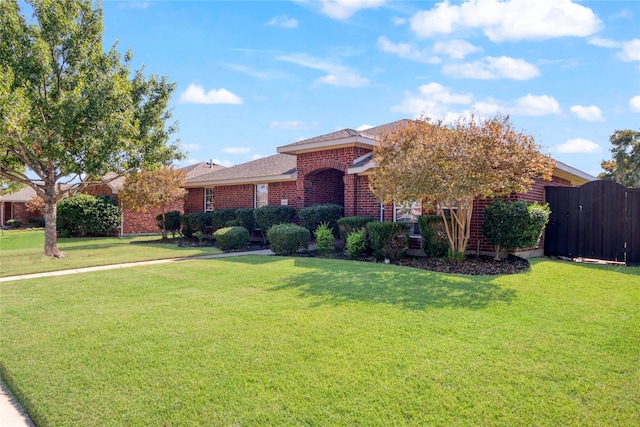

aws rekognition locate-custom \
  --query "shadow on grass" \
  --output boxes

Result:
[533,258,640,277]
[223,256,517,310]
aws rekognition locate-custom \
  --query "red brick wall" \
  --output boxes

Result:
[212,184,255,209]
[305,169,345,206]
[2,202,32,225]
[83,183,116,198]
[296,147,372,209]
[185,188,204,214]
[121,200,184,234]
[268,181,298,207]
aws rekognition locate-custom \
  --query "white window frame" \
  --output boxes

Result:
[255,184,268,208]
[204,188,215,212]
[393,200,422,236]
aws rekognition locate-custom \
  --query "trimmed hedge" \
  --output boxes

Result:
[337,216,374,240]
[367,221,410,261]
[267,223,310,255]
[156,210,182,238]
[57,194,121,237]
[180,211,212,238]
[418,215,449,258]
[254,205,297,232]
[213,226,250,251]
[482,200,551,260]
[211,209,237,231]
[235,208,255,232]
[299,204,343,234]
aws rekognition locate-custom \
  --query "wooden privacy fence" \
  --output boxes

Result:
[545,180,640,265]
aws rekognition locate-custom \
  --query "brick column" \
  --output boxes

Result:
[343,174,357,217]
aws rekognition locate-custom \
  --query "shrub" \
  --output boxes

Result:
[27,217,45,228]
[156,210,181,238]
[254,205,297,232]
[418,215,449,258]
[6,218,24,229]
[211,209,237,231]
[345,228,367,259]
[337,216,374,240]
[180,214,194,238]
[314,222,335,254]
[483,200,551,260]
[235,208,255,232]
[57,194,121,237]
[299,204,343,234]
[213,226,249,251]
[367,221,410,261]
[267,223,310,255]
[225,219,239,227]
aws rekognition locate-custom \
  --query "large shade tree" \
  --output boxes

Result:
[0,0,183,257]
[599,129,640,188]
[370,114,555,258]
[119,166,187,240]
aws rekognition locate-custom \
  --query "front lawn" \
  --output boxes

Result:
[0,230,222,277]
[1,257,638,425]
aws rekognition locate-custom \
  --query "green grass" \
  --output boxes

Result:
[0,229,222,277]
[1,256,638,426]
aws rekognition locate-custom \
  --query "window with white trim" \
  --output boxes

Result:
[394,200,422,235]
[255,184,268,208]
[204,188,215,212]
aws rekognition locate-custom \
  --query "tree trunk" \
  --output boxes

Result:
[43,196,63,257]
[160,209,167,240]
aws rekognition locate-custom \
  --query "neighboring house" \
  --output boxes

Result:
[0,186,40,226]
[83,161,226,235]
[184,120,596,257]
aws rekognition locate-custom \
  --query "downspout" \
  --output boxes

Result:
[120,200,124,237]
[380,203,385,222]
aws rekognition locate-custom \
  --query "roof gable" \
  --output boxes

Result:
[185,154,297,187]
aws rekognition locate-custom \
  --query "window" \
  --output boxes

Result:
[204,188,214,212]
[394,200,422,235]
[255,184,268,208]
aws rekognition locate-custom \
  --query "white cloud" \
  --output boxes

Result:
[570,105,603,122]
[630,95,640,113]
[267,15,298,28]
[376,36,440,64]
[356,124,373,131]
[251,154,264,160]
[224,64,288,80]
[555,138,601,154]
[221,147,251,155]
[277,53,369,88]
[319,0,386,20]
[390,82,473,117]
[588,37,620,48]
[442,56,540,80]
[610,8,633,20]
[183,143,202,152]
[618,39,640,62]
[432,39,481,59]
[512,94,561,116]
[270,120,318,130]
[392,16,407,26]
[179,84,242,104]
[410,0,601,42]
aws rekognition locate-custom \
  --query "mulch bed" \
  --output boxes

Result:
[133,237,530,276]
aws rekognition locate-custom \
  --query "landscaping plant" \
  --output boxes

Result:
[267,223,310,255]
[367,221,410,261]
[56,194,121,237]
[156,210,181,238]
[313,222,335,254]
[418,215,449,258]
[254,205,297,232]
[213,226,249,251]
[299,204,343,235]
[337,216,374,240]
[345,228,367,259]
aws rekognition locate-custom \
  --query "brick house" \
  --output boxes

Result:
[184,121,595,257]
[0,186,40,226]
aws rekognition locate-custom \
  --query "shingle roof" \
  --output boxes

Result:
[180,162,226,179]
[278,119,411,150]
[0,186,37,202]
[186,154,297,185]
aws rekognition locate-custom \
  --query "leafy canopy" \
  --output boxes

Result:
[370,114,555,256]
[0,0,183,255]
[599,129,640,188]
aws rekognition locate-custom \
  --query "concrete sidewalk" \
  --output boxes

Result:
[0,249,274,424]
[0,249,274,283]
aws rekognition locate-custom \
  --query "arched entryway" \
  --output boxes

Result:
[303,168,345,207]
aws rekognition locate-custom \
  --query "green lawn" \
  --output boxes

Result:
[0,230,221,277]
[1,256,638,426]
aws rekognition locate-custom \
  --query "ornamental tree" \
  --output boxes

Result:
[0,0,183,257]
[119,166,187,240]
[599,129,640,188]
[369,114,555,258]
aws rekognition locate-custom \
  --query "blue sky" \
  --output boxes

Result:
[102,0,640,176]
